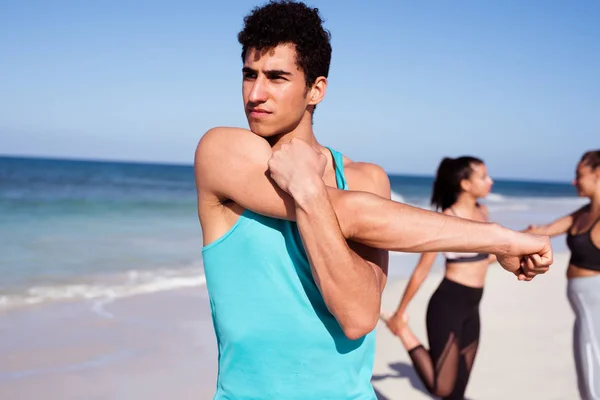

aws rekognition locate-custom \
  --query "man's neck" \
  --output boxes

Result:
[264,114,340,178]
[268,114,319,150]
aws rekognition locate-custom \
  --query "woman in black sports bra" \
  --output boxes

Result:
[526,149,600,400]
[381,156,496,399]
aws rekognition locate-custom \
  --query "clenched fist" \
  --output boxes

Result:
[267,138,327,198]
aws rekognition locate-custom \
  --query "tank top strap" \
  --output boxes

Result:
[325,146,348,191]
[573,213,600,235]
[590,214,600,231]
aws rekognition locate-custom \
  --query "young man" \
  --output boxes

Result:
[194,1,552,399]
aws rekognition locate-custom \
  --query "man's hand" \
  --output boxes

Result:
[267,138,327,199]
[496,232,553,281]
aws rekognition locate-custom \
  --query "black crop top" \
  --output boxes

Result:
[566,216,600,272]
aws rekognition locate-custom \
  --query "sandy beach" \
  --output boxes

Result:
[374,251,578,400]
[0,252,578,399]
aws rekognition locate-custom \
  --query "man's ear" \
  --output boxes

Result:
[308,76,327,106]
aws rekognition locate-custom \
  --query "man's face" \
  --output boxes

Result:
[242,44,311,137]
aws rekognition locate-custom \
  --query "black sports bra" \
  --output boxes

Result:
[566,215,600,272]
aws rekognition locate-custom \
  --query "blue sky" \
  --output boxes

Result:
[0,0,598,181]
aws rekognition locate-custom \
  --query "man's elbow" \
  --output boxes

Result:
[339,309,379,341]
[331,191,378,240]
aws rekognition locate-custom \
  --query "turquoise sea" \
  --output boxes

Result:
[0,155,585,312]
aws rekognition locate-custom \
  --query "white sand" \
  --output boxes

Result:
[0,253,579,399]
[373,252,579,400]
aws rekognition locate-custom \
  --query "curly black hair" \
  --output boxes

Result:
[238,0,332,88]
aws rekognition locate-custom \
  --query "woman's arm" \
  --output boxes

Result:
[525,206,587,237]
[394,252,438,316]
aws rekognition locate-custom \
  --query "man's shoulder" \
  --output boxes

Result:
[343,160,391,199]
[195,126,271,171]
[196,126,257,151]
[194,126,272,199]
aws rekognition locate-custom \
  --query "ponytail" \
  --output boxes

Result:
[430,156,483,211]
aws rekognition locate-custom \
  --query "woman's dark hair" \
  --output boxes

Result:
[237,1,332,88]
[580,150,600,170]
[431,156,484,211]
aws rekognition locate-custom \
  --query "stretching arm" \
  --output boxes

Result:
[525,206,586,237]
[195,127,552,276]
[334,190,540,256]
[395,252,437,316]
[291,173,390,339]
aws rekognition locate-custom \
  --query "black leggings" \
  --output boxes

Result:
[408,277,483,400]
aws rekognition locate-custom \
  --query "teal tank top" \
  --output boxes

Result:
[202,147,377,399]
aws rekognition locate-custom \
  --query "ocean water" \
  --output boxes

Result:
[0,156,586,312]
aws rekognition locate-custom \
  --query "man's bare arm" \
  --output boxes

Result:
[294,184,385,339]
[195,127,552,277]
[268,145,390,339]
[336,190,551,276]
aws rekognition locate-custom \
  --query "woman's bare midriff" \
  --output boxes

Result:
[444,260,489,288]
[567,264,600,279]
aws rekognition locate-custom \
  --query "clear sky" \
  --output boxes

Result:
[1,0,598,181]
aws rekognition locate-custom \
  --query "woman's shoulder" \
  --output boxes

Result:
[441,207,454,216]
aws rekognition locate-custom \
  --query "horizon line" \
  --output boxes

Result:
[0,152,572,185]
